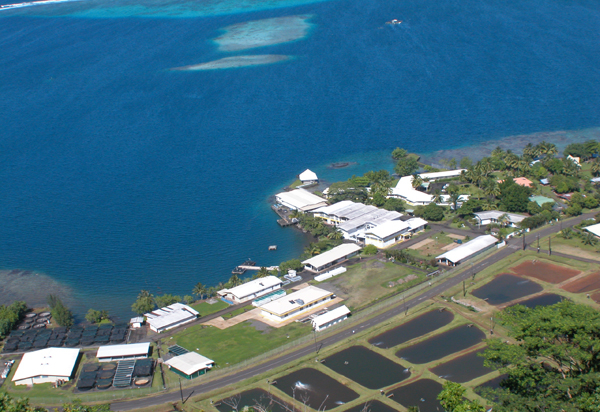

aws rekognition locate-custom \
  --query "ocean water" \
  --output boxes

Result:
[1,0,599,319]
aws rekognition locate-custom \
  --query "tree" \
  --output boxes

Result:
[363,244,378,255]
[257,267,269,278]
[561,227,573,239]
[391,147,408,160]
[305,243,321,256]
[582,232,598,246]
[482,301,600,412]
[183,295,194,304]
[0,301,27,338]
[62,400,111,412]
[592,159,600,177]
[228,274,242,287]
[47,294,73,328]
[327,230,343,240]
[154,294,181,308]
[498,178,531,213]
[279,259,304,274]
[460,157,473,170]
[449,192,461,211]
[394,156,419,177]
[382,197,406,212]
[438,382,484,412]
[131,290,155,314]
[192,282,206,298]
[0,393,47,412]
[411,174,423,189]
[420,203,444,221]
[85,309,109,324]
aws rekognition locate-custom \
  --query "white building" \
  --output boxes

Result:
[130,316,144,329]
[585,223,600,238]
[312,305,350,331]
[275,189,328,212]
[473,211,526,227]
[406,217,428,233]
[390,169,466,206]
[12,348,80,386]
[364,220,411,248]
[145,303,199,333]
[165,352,214,379]
[313,201,378,226]
[260,286,334,322]
[299,169,319,184]
[436,235,497,266]
[217,276,283,304]
[302,243,362,273]
[97,343,150,362]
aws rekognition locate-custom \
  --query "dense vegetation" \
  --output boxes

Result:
[47,294,74,328]
[0,301,27,338]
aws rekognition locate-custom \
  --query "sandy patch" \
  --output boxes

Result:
[409,238,434,250]
[448,234,466,240]
[561,272,600,293]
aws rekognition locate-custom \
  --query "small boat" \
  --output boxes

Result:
[385,19,402,25]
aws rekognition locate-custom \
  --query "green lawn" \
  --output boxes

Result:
[316,260,424,310]
[170,320,312,366]
[223,306,253,319]
[191,300,230,317]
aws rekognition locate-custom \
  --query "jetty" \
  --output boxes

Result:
[271,205,298,227]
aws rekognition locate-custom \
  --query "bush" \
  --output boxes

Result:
[85,309,109,324]
[363,244,378,255]
[47,294,73,328]
[279,259,304,274]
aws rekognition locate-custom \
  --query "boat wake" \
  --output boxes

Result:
[0,0,82,11]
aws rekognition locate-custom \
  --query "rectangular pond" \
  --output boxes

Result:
[471,274,543,305]
[475,374,508,402]
[511,260,580,284]
[429,348,493,383]
[389,379,443,412]
[275,368,359,410]
[343,400,399,412]
[509,293,563,308]
[368,309,454,349]
[396,324,485,364]
[218,388,290,412]
[325,346,411,389]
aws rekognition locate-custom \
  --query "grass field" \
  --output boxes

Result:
[170,320,312,366]
[405,233,458,260]
[192,300,230,317]
[317,260,425,310]
[535,233,600,261]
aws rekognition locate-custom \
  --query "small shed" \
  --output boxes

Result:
[130,317,144,329]
[299,169,319,184]
[165,352,214,379]
[312,305,350,331]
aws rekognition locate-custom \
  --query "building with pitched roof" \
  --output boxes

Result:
[12,348,80,385]
[145,303,199,333]
[217,276,283,304]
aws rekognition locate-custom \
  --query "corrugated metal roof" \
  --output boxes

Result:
[436,235,497,264]
[97,343,150,359]
[302,243,362,268]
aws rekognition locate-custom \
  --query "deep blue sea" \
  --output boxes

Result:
[1,0,599,319]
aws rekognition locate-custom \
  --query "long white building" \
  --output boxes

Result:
[217,276,283,304]
[302,243,362,273]
[436,235,497,266]
[145,303,199,333]
[260,286,334,322]
[275,189,328,212]
[12,348,80,386]
[390,169,466,206]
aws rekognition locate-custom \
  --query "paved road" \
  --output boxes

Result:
[111,213,594,411]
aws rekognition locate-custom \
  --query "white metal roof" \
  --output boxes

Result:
[585,223,600,237]
[299,169,318,182]
[276,189,327,211]
[365,220,410,239]
[312,305,350,328]
[218,276,282,300]
[261,286,333,316]
[302,243,362,268]
[391,176,434,204]
[313,200,354,215]
[406,217,428,229]
[12,348,80,382]
[165,352,214,375]
[97,342,150,359]
[419,169,466,180]
[338,209,402,233]
[474,210,526,223]
[436,235,497,264]
[145,303,199,330]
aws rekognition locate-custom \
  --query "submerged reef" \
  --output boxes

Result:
[214,15,312,52]
[172,55,291,70]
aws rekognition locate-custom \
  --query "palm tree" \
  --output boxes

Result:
[327,230,343,240]
[504,153,519,172]
[537,141,558,157]
[228,274,242,287]
[482,179,500,199]
[582,232,598,246]
[449,193,461,211]
[561,227,573,239]
[497,213,510,227]
[411,174,423,189]
[432,190,444,204]
[491,146,505,159]
[192,282,205,298]
[522,143,536,159]
[591,159,600,177]
[305,243,321,256]
[517,158,530,175]
[257,267,269,278]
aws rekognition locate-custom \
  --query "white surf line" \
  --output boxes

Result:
[0,0,83,11]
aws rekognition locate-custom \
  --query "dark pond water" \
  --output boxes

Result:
[472,274,543,305]
[396,324,485,364]
[343,400,399,412]
[217,389,290,412]
[429,348,493,383]
[509,293,563,308]
[325,346,411,389]
[368,309,454,349]
[389,379,444,412]
[275,368,359,410]
[475,374,508,402]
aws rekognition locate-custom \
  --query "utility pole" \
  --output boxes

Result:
[179,378,184,404]
[537,234,540,253]
[463,281,466,297]
[522,234,525,250]
[549,236,552,256]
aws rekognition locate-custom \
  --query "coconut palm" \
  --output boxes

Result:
[497,213,510,227]
[491,146,505,159]
[327,230,343,240]
[228,274,242,287]
[582,232,598,246]
[504,153,519,172]
[449,193,462,211]
[411,174,424,189]
[192,282,205,298]
[561,227,574,239]
[305,243,321,256]
[592,159,600,177]
[537,141,558,157]
[522,143,536,159]
[432,190,444,204]
[517,158,531,175]
[482,179,500,199]
[257,267,269,278]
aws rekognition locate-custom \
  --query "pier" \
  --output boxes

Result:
[271,205,298,227]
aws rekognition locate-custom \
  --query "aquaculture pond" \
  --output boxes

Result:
[325,346,411,389]
[471,274,543,305]
[217,389,290,412]
[430,348,493,383]
[475,374,508,402]
[368,309,454,348]
[509,293,563,308]
[343,400,399,412]
[389,379,443,412]
[396,324,485,364]
[511,260,580,284]
[275,368,359,410]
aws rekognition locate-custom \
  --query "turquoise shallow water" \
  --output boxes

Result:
[1,0,599,319]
